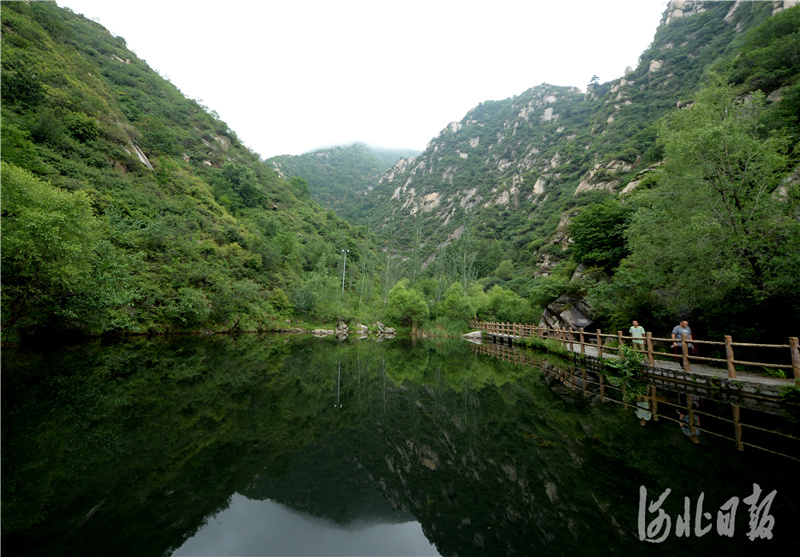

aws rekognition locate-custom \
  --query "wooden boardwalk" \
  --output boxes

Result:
[573,341,790,390]
[470,320,800,389]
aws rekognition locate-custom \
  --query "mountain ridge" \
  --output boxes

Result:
[267,143,420,221]
[350,1,797,272]
[2,0,798,342]
[0,1,378,340]
[276,0,800,338]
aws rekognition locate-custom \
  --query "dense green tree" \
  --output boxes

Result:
[499,259,516,279]
[727,6,800,93]
[1,162,134,337]
[1,67,44,107]
[605,77,800,335]
[437,283,476,323]
[385,280,429,329]
[480,285,536,323]
[569,198,634,272]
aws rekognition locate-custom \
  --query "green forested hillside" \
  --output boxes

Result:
[341,1,800,340]
[268,143,419,221]
[0,1,382,342]
[2,1,798,345]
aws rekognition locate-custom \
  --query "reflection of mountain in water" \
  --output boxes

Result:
[3,336,799,557]
[244,429,416,527]
[242,339,800,556]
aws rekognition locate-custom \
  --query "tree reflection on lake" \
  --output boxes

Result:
[2,335,798,556]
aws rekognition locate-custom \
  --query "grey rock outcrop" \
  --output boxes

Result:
[539,294,594,330]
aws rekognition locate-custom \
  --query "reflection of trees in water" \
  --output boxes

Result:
[475,340,800,463]
[298,339,800,556]
[3,336,799,557]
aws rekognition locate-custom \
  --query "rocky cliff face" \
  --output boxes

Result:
[377,86,584,232]
[354,1,790,284]
[663,0,799,27]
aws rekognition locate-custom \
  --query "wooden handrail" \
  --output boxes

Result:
[471,321,799,381]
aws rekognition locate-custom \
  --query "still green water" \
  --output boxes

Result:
[2,335,798,556]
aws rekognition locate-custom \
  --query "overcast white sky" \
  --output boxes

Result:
[58,0,669,159]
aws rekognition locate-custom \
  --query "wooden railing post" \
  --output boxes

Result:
[646,332,654,366]
[681,334,691,372]
[617,330,623,352]
[686,394,696,436]
[579,327,586,355]
[725,335,736,379]
[597,329,603,358]
[569,327,574,352]
[650,386,659,422]
[732,404,743,451]
[790,337,800,384]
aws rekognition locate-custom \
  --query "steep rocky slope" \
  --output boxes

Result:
[355,0,796,279]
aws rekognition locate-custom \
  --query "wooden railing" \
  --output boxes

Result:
[470,320,800,382]
[471,341,800,462]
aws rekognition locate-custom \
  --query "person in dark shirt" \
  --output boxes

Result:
[671,320,692,354]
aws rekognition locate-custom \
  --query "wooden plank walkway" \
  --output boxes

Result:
[575,342,790,389]
[470,320,800,392]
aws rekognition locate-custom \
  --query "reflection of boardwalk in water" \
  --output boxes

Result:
[470,321,800,394]
[471,341,800,463]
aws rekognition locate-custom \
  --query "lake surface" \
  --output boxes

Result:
[2,334,799,556]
